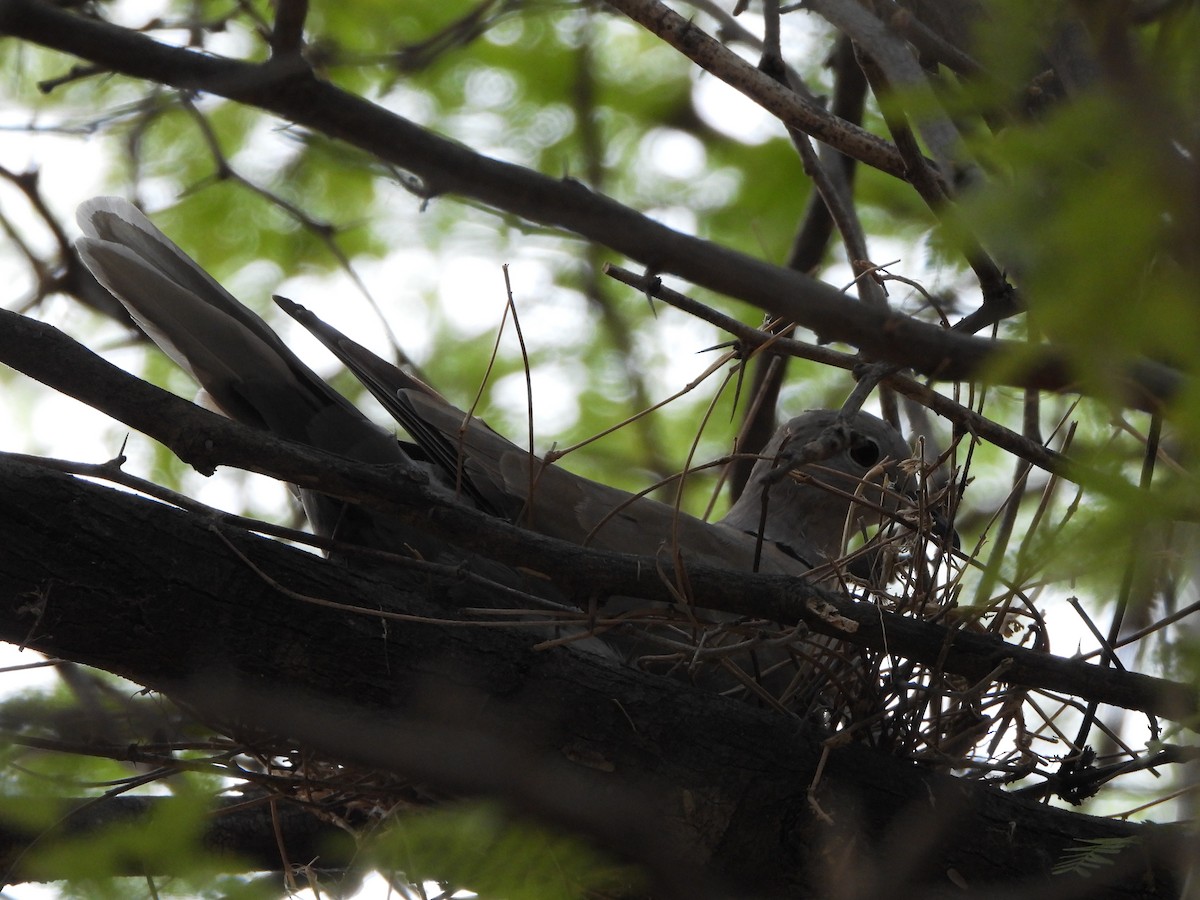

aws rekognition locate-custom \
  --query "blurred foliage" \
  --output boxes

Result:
[0,682,263,898]
[365,802,639,899]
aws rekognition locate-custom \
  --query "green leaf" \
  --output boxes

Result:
[367,802,641,899]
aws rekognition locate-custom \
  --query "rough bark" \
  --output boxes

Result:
[0,309,1193,727]
[0,457,1183,897]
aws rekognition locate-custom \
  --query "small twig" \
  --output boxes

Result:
[601,264,1072,479]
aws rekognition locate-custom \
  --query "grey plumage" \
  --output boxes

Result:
[75,197,916,693]
[76,198,411,544]
[278,297,912,577]
[76,197,912,580]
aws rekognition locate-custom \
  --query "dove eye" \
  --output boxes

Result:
[849,437,881,468]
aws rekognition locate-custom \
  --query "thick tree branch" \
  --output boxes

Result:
[0,307,1194,728]
[0,457,1185,896]
[0,0,1187,412]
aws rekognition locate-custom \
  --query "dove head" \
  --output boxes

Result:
[720,410,913,565]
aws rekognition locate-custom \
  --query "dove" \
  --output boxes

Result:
[73,197,915,671]
[271,295,912,575]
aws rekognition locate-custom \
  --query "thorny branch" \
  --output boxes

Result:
[0,307,1194,728]
[0,0,1187,411]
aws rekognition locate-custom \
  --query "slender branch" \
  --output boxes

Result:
[602,265,1069,477]
[0,0,1186,410]
[605,0,914,179]
[804,0,961,178]
[871,0,984,77]
[0,307,1194,726]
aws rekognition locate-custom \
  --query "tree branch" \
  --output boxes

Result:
[0,307,1194,728]
[0,456,1185,895]
[0,0,1187,412]
[605,0,915,179]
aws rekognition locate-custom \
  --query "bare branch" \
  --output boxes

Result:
[0,0,1186,410]
[0,307,1193,726]
[0,454,1186,894]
